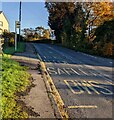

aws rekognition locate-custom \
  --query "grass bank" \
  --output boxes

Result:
[3,42,25,55]
[1,55,30,119]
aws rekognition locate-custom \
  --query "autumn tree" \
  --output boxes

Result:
[43,29,50,39]
[45,2,114,57]
[22,27,50,41]
[93,19,114,57]
[82,2,114,41]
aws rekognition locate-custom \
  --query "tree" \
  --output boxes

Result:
[45,2,114,57]
[82,2,114,41]
[45,2,75,43]
[93,19,114,56]
[22,27,50,41]
[2,31,15,46]
[35,26,45,37]
[43,29,50,39]
[45,2,87,48]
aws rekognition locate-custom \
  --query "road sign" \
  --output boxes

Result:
[16,21,20,28]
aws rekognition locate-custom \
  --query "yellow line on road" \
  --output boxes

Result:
[68,105,98,109]
[40,61,69,119]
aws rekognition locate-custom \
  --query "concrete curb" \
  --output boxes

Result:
[32,43,69,119]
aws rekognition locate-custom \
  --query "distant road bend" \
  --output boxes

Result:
[33,43,113,118]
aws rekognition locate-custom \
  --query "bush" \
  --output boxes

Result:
[9,37,15,47]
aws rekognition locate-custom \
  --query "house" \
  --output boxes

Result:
[0,11,10,53]
[0,11,10,35]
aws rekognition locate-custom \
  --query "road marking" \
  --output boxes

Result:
[90,71,97,76]
[36,53,42,61]
[40,62,69,118]
[85,65,112,82]
[78,68,88,75]
[88,81,113,95]
[44,56,46,59]
[78,80,100,95]
[47,67,58,75]
[63,68,71,75]
[68,105,98,109]
[70,68,80,75]
[57,68,66,75]
[64,80,114,95]
[64,80,84,94]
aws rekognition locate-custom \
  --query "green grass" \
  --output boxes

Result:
[1,55,30,119]
[3,42,25,55]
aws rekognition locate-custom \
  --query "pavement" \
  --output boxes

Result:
[33,43,114,119]
[11,43,55,119]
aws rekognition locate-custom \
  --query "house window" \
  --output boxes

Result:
[0,21,3,27]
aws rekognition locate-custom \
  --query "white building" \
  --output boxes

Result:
[0,11,10,35]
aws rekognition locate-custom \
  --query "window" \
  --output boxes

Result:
[0,21,3,27]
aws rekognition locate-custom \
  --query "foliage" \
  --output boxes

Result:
[82,2,114,41]
[45,2,113,58]
[3,42,25,55]
[22,27,50,41]
[2,31,15,47]
[45,2,75,43]
[93,19,114,57]
[1,55,30,118]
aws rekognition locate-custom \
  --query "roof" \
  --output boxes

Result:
[0,11,9,24]
[0,11,3,14]
[0,11,10,31]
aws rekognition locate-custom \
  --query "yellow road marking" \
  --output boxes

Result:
[64,80,84,94]
[40,61,69,119]
[68,105,98,109]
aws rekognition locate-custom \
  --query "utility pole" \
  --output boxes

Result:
[19,1,21,42]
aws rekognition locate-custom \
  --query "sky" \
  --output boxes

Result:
[1,2,49,32]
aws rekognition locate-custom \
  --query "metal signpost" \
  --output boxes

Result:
[15,1,21,51]
[15,21,20,51]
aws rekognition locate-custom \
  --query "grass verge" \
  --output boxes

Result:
[3,42,25,55]
[1,54,30,119]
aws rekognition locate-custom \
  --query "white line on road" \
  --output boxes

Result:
[44,56,46,59]
[78,68,88,75]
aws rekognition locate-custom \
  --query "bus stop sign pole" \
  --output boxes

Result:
[15,21,17,51]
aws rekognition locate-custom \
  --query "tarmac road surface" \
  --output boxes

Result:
[33,43,113,119]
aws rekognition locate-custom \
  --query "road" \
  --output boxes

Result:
[33,43,113,119]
